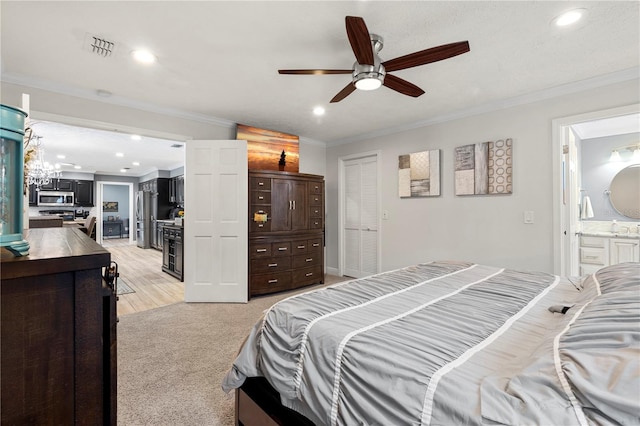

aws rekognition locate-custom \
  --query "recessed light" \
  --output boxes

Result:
[131,134,142,141]
[313,106,326,116]
[553,9,586,27]
[116,152,124,157]
[120,168,127,173]
[131,49,156,64]
[132,161,140,166]
[57,154,66,159]
[74,165,82,169]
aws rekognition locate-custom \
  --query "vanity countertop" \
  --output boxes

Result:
[579,231,640,239]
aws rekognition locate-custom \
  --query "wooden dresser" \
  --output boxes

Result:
[1,227,116,425]
[249,171,324,297]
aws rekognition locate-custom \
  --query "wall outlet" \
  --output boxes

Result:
[382,210,389,220]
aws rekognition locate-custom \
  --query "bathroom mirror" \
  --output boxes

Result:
[609,164,640,219]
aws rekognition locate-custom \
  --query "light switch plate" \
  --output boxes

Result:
[524,211,534,224]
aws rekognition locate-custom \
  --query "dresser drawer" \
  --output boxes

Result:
[308,238,322,251]
[271,241,291,256]
[250,220,271,233]
[580,247,607,265]
[250,177,271,190]
[250,243,271,258]
[250,272,292,295]
[309,218,323,229]
[251,191,271,205]
[309,182,323,194]
[309,194,322,206]
[292,253,321,269]
[293,266,323,286]
[291,240,309,254]
[251,257,291,273]
[310,205,322,218]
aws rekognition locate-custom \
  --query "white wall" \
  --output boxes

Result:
[325,79,640,274]
[2,82,326,177]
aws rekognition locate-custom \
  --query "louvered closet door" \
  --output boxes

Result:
[343,154,379,278]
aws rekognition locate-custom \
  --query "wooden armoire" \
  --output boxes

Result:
[248,171,324,297]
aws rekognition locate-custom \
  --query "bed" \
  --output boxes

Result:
[222,261,640,425]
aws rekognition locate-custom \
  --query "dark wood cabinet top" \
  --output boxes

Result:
[1,228,110,280]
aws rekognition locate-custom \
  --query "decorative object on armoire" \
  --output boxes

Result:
[0,104,30,256]
[278,150,286,171]
[248,171,324,297]
[398,149,441,197]
[455,138,512,195]
[236,124,299,172]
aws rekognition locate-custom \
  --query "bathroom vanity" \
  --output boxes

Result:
[579,231,640,275]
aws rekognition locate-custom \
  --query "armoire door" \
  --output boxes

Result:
[290,181,308,231]
[271,179,291,231]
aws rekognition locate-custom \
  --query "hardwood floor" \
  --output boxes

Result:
[102,238,183,316]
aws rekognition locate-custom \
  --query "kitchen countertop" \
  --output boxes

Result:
[579,231,640,239]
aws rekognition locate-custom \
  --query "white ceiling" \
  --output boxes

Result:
[2,1,639,176]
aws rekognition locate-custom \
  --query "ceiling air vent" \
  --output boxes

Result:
[83,33,116,58]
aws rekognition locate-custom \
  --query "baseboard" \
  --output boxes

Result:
[326,266,339,276]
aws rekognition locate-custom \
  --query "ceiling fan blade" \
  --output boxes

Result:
[383,74,425,98]
[346,16,374,65]
[330,83,356,103]
[382,41,470,72]
[278,69,352,75]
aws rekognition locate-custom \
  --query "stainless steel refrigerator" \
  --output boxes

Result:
[136,191,151,248]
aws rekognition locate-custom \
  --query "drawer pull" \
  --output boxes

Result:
[278,247,288,251]
[297,245,305,249]
[305,272,313,277]
[306,258,313,262]
[312,243,320,247]
[258,196,264,200]
[258,182,264,186]
[314,222,319,225]
[258,224,264,228]
[584,255,598,259]
[268,263,278,267]
[256,248,267,253]
[268,279,278,284]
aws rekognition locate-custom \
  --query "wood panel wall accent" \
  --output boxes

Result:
[237,124,299,172]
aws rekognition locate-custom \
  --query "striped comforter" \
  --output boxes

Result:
[223,261,640,426]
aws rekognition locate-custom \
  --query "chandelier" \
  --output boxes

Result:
[24,134,61,188]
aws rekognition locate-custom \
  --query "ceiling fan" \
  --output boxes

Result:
[278,16,470,103]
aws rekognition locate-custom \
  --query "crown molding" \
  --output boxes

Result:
[326,67,640,147]
[2,72,236,129]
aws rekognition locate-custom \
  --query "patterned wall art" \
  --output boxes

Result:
[236,123,299,172]
[454,138,512,195]
[398,149,441,198]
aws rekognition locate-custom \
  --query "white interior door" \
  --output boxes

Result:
[340,153,380,278]
[184,140,248,302]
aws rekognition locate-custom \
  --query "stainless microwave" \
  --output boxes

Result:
[37,191,75,207]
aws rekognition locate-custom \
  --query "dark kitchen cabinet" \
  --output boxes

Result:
[74,180,94,207]
[162,225,184,281]
[28,183,38,206]
[40,178,74,191]
[169,175,185,205]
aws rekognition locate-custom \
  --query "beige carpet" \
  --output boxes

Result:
[117,275,350,425]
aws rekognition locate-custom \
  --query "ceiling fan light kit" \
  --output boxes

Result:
[278,16,470,103]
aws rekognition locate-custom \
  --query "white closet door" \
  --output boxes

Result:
[184,140,248,302]
[342,154,379,278]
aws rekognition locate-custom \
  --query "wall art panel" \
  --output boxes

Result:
[398,149,440,198]
[236,123,299,172]
[455,138,512,195]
